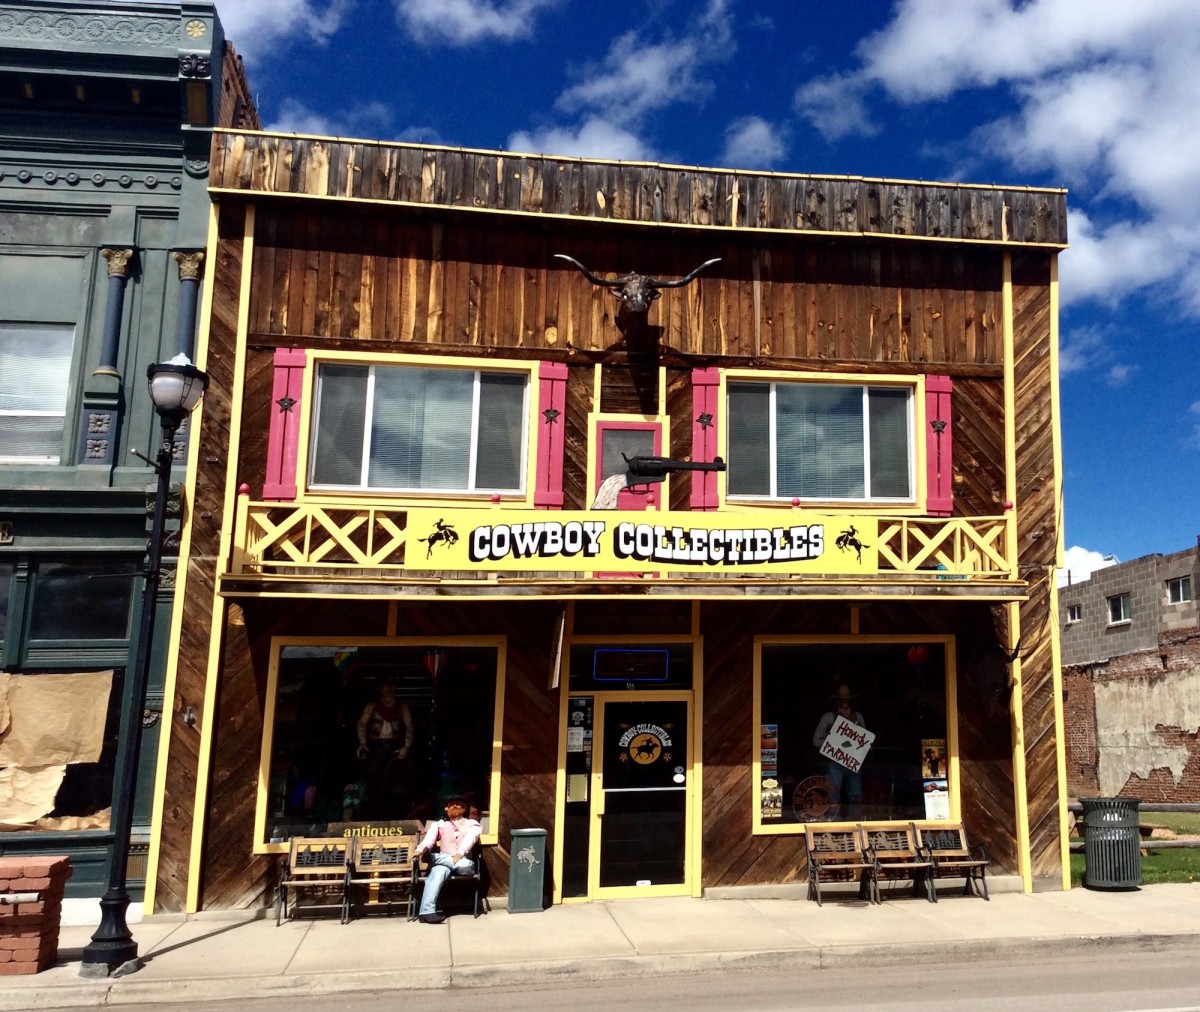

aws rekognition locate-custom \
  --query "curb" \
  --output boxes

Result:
[6,931,1198,1009]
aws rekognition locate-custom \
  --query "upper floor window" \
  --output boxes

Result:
[0,323,75,464]
[1065,603,1081,624]
[726,381,913,501]
[309,364,528,494]
[1167,575,1193,605]
[1107,593,1131,625]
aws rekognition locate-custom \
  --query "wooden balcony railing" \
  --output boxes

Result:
[227,493,1018,585]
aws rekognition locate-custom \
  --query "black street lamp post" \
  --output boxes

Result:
[80,359,208,978]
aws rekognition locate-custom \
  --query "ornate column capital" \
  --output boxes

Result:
[172,250,205,281]
[101,248,134,278]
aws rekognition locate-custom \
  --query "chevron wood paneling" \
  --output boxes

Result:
[153,204,246,913]
[1012,253,1064,880]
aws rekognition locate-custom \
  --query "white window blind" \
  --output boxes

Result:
[0,324,75,464]
[310,364,527,493]
[727,381,913,502]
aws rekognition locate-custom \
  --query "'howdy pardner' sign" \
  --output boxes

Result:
[405,509,878,575]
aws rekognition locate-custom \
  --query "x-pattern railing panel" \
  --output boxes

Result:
[231,500,1015,580]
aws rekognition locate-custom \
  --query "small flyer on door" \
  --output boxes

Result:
[923,778,950,819]
[760,777,782,819]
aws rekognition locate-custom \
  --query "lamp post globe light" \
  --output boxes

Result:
[80,356,208,978]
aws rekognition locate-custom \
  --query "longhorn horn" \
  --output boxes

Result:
[646,258,722,290]
[553,254,624,288]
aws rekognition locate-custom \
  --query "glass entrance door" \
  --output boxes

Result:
[592,697,690,895]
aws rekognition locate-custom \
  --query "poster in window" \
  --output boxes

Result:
[923,779,950,819]
[921,739,946,779]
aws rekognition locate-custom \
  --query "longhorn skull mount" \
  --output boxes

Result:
[553,254,721,315]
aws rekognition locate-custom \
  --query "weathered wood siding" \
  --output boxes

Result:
[242,205,1006,369]
[195,600,559,908]
[699,600,1019,888]
[153,204,245,913]
[1011,253,1063,876]
[212,133,1067,246]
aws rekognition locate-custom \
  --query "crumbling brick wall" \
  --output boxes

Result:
[1065,627,1200,802]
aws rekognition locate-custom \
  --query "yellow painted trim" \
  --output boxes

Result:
[1008,600,1032,891]
[551,663,569,905]
[550,603,576,904]
[1049,256,1064,570]
[215,128,1068,195]
[185,203,256,913]
[1048,255,1071,889]
[210,185,1068,250]
[946,637,961,822]
[690,637,704,897]
[717,369,923,512]
[1001,252,1033,892]
[253,635,509,855]
[219,583,1029,605]
[585,689,696,899]
[298,350,538,507]
[750,633,957,836]
[143,201,221,913]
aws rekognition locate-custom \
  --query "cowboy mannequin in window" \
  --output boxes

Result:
[812,684,867,820]
[355,678,415,818]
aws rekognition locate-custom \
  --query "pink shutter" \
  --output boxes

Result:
[925,374,953,516]
[691,367,720,510]
[534,361,568,509]
[263,348,306,501]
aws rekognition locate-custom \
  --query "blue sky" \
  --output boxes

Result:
[215,0,1200,580]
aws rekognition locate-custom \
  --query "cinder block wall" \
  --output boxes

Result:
[1061,546,1198,666]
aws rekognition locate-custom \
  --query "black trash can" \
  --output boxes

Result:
[1081,797,1141,890]
[507,828,547,912]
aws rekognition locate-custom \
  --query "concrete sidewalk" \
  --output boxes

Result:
[10,883,1200,1009]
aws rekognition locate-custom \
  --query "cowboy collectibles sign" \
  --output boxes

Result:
[405,509,879,575]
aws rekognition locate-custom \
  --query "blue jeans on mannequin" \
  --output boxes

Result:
[825,760,862,817]
[419,853,476,917]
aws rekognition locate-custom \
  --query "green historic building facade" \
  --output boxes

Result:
[0,0,255,898]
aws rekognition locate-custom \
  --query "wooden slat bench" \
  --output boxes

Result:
[804,825,877,905]
[863,823,935,902]
[916,823,989,900]
[343,833,418,923]
[276,837,351,925]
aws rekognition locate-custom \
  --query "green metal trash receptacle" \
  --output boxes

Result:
[1082,797,1141,890]
[508,829,547,912]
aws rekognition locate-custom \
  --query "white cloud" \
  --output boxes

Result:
[1188,401,1200,451]
[1058,323,1109,376]
[1105,363,1138,387]
[216,0,353,60]
[392,0,557,45]
[269,98,394,139]
[794,72,878,141]
[1057,545,1119,587]
[554,0,733,125]
[507,117,653,161]
[720,116,786,169]
[793,1,1200,321]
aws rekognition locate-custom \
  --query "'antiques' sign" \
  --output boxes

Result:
[405,509,879,575]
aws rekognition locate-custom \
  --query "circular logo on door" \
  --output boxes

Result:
[618,723,673,764]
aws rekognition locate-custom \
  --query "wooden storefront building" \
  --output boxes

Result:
[146,130,1070,913]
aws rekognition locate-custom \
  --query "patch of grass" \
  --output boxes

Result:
[1142,810,1200,835]
[1071,843,1200,887]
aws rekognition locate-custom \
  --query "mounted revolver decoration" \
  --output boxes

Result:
[553,254,721,316]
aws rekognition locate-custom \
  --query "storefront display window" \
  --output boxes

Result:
[754,638,951,830]
[259,641,504,848]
